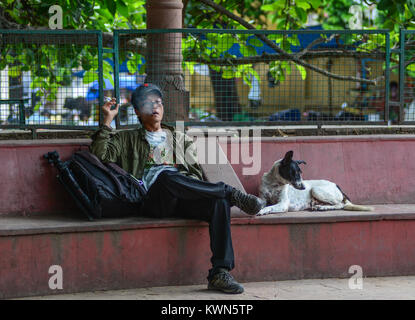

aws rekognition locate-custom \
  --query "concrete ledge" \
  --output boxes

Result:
[2,204,415,298]
[1,204,415,237]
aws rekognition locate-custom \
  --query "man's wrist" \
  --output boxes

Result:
[102,118,113,129]
[101,123,113,131]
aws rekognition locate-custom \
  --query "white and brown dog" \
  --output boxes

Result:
[257,151,373,215]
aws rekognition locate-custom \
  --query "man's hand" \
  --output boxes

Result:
[102,98,119,128]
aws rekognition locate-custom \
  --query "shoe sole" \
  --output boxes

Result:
[207,283,244,294]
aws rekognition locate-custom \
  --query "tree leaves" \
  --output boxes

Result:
[8,66,21,77]
[127,59,138,74]
[409,0,415,17]
[309,0,321,10]
[83,70,96,84]
[296,64,307,80]
[217,34,234,53]
[105,0,116,16]
[248,37,263,48]
[117,0,129,18]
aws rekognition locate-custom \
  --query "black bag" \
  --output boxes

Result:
[44,150,147,221]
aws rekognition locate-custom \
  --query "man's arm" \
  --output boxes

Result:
[183,135,204,181]
[90,126,123,163]
[89,98,122,163]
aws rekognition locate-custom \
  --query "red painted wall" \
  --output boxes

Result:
[1,135,414,216]
[220,135,415,204]
[0,140,89,216]
[2,217,415,298]
[1,136,415,298]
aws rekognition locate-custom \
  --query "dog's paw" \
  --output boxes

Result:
[256,206,284,216]
[256,207,271,216]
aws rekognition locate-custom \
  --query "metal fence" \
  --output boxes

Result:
[0,28,409,131]
[401,29,415,124]
[0,30,104,130]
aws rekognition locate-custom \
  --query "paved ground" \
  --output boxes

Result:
[21,276,415,300]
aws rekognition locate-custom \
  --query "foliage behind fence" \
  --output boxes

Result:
[401,29,415,123]
[0,28,411,131]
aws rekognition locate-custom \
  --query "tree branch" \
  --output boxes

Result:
[198,0,379,85]
[0,7,23,29]
[186,50,385,65]
[294,33,337,59]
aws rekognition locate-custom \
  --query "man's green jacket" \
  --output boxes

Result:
[90,123,204,181]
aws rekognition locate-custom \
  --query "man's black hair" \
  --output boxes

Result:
[131,83,163,110]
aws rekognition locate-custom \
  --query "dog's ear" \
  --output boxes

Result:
[296,160,307,165]
[281,150,293,166]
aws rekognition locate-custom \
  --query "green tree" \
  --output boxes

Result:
[0,0,145,109]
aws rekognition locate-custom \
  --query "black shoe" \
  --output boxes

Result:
[208,268,244,294]
[230,188,266,215]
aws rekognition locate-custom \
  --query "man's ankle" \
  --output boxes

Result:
[229,188,266,215]
[208,267,229,280]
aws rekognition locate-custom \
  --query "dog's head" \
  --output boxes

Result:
[278,151,307,190]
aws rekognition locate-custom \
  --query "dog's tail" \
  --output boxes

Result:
[343,200,374,211]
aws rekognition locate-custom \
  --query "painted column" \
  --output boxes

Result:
[146,0,189,122]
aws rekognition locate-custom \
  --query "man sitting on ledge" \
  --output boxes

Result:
[90,83,265,294]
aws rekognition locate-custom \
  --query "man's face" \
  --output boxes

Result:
[135,93,164,124]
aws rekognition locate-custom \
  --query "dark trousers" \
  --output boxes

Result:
[139,170,235,279]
